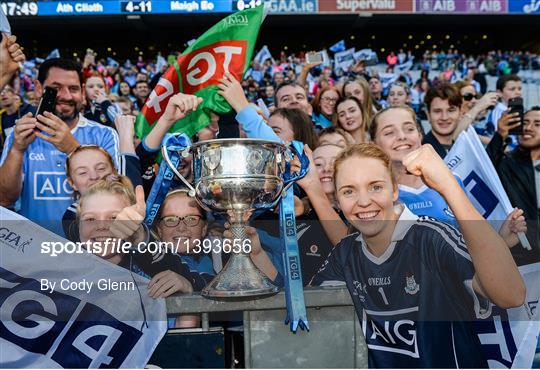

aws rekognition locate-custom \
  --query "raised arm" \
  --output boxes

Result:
[402,144,525,309]
[0,113,35,206]
[218,72,281,142]
[143,93,202,150]
[296,145,348,246]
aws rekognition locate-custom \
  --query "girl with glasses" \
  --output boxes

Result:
[311,86,341,129]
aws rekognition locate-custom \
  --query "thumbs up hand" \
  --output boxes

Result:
[109,185,147,242]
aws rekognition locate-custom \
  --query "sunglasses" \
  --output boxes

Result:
[462,93,478,101]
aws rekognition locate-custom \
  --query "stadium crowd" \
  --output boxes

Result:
[0,30,539,368]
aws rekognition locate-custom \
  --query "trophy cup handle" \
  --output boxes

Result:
[161,133,197,197]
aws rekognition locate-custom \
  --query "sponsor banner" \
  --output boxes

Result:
[318,0,414,13]
[416,0,506,13]
[0,206,167,368]
[508,0,540,13]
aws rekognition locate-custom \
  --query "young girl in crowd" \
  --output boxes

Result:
[154,189,215,277]
[342,77,376,124]
[334,96,369,144]
[311,86,340,129]
[63,140,142,240]
[310,143,525,368]
[387,82,411,107]
[371,106,525,247]
[116,80,136,102]
[83,73,122,127]
[318,126,355,148]
[77,179,206,296]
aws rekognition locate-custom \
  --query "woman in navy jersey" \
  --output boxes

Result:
[370,105,525,247]
[310,143,525,368]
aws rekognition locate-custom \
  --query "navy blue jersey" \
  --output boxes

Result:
[311,207,490,368]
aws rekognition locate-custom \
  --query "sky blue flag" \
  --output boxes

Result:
[329,39,346,53]
[0,5,11,34]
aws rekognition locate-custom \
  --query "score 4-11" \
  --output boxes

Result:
[123,0,152,12]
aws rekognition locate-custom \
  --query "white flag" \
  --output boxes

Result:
[354,48,378,66]
[156,53,167,72]
[254,45,273,65]
[334,47,355,72]
[0,5,11,34]
[0,206,167,368]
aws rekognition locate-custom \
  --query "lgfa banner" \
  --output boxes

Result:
[0,206,167,368]
[135,5,265,139]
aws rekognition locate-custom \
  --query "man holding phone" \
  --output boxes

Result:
[489,75,523,146]
[491,107,540,262]
[0,58,119,236]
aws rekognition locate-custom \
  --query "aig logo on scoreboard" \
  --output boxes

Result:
[33,172,73,200]
[0,268,143,368]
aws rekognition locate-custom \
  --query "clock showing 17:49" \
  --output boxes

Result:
[1,2,39,16]
[234,0,263,11]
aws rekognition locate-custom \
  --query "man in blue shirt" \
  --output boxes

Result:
[0,58,119,236]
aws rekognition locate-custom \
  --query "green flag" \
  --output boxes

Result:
[135,6,265,139]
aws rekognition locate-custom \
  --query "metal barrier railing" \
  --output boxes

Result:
[165,287,368,368]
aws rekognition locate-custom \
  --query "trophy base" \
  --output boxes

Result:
[201,253,280,299]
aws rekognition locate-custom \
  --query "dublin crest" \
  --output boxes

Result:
[404,275,420,295]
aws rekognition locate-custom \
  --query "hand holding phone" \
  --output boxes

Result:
[35,87,57,133]
[36,86,57,117]
[507,97,524,135]
[306,51,324,65]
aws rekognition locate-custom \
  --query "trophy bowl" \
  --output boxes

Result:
[190,138,288,298]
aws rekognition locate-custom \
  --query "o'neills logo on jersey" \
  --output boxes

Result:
[368,277,391,286]
[319,0,414,12]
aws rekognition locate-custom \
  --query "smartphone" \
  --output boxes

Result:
[507,97,524,135]
[306,51,324,64]
[36,86,58,116]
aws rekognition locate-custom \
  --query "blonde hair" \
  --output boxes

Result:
[77,176,135,217]
[318,126,355,147]
[333,143,397,188]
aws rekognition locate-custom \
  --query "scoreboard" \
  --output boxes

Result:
[1,0,232,16]
[1,0,538,16]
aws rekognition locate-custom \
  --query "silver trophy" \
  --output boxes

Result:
[163,138,291,298]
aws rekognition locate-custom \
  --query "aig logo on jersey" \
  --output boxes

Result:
[33,172,73,200]
[363,308,420,358]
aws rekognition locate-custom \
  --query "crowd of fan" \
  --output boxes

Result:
[0,34,538,337]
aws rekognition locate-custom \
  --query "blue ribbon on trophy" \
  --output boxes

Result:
[144,133,192,227]
[279,140,310,332]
